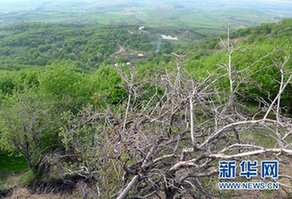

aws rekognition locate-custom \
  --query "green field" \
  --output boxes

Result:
[1,0,290,29]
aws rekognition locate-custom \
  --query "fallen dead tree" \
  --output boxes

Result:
[61,31,292,198]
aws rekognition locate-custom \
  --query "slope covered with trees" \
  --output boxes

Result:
[0,19,291,198]
[0,23,186,71]
[184,19,292,113]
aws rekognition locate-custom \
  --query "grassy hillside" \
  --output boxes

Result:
[183,19,292,109]
[185,19,292,74]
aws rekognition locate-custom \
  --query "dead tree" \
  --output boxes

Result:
[62,35,292,198]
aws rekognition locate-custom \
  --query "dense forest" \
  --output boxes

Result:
[0,18,291,199]
[0,23,181,70]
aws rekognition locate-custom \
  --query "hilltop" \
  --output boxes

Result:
[0,18,291,199]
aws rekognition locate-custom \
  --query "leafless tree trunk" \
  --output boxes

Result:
[62,32,292,198]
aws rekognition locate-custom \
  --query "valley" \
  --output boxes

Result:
[0,1,291,199]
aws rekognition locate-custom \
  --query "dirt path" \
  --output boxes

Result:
[111,43,126,56]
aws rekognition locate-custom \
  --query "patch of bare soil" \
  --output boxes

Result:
[4,181,96,199]
[6,187,81,199]
[1,174,98,199]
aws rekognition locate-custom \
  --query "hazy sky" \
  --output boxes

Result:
[1,0,292,13]
[2,0,292,4]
